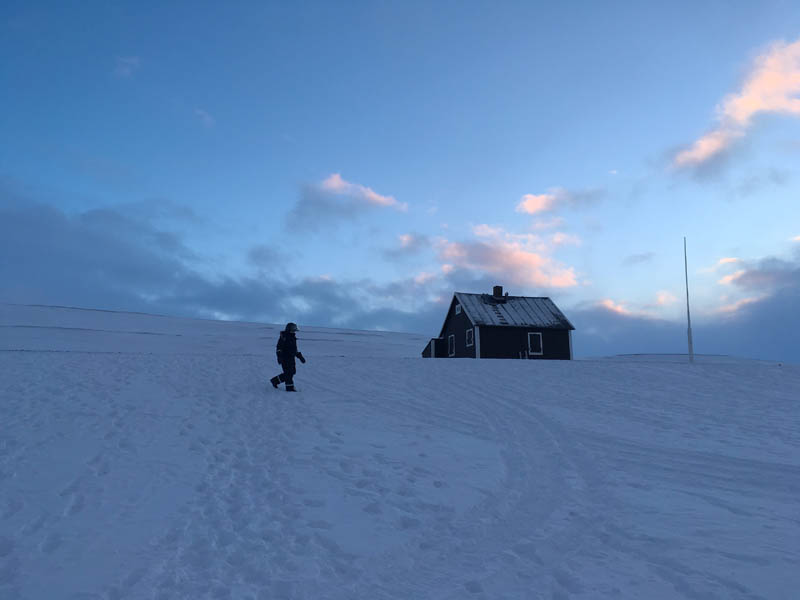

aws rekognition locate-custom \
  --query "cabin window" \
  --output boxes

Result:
[448,334,455,357]
[528,332,543,355]
[466,328,474,347]
[455,304,462,315]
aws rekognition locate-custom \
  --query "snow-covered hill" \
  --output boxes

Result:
[1,304,798,599]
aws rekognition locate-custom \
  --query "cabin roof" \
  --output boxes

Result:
[452,292,575,330]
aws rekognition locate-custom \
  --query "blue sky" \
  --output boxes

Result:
[2,1,800,361]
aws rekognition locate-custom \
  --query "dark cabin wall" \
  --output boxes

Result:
[440,298,476,358]
[479,326,571,359]
[422,340,432,358]
[421,337,446,358]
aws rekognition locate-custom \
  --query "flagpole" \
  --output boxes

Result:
[684,237,694,363]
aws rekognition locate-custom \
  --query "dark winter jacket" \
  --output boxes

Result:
[276,331,303,366]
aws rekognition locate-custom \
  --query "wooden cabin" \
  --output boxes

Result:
[422,286,575,359]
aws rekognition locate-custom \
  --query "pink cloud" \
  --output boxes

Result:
[675,37,800,168]
[321,173,407,211]
[716,296,764,314]
[718,270,746,285]
[656,291,677,306]
[700,257,741,273]
[438,237,577,288]
[516,187,603,214]
[413,272,436,285]
[600,299,633,316]
[398,234,414,247]
[601,291,682,316]
[516,192,558,215]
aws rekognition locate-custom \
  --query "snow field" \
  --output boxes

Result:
[0,304,799,599]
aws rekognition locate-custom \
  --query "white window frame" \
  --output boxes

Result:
[466,328,474,347]
[528,332,543,356]
[448,334,455,357]
[455,304,462,315]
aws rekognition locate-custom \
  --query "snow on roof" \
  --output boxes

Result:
[454,292,575,330]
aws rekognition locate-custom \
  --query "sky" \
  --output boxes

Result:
[2,1,800,361]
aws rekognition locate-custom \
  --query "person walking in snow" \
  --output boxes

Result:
[270,322,306,392]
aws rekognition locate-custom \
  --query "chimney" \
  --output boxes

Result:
[493,285,503,298]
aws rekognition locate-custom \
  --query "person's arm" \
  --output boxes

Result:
[296,350,306,363]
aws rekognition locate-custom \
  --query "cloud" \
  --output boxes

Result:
[718,270,745,285]
[599,299,634,316]
[716,296,764,314]
[792,235,800,242]
[320,174,406,211]
[656,291,678,306]
[0,189,443,334]
[289,174,406,230]
[516,192,556,215]
[383,233,432,259]
[472,224,504,238]
[591,290,680,319]
[700,257,741,274]
[622,252,655,266]
[717,257,741,266]
[0,200,195,312]
[735,168,790,197]
[569,302,684,357]
[596,292,676,317]
[194,108,215,128]
[571,279,800,362]
[725,256,800,291]
[247,244,287,270]
[115,198,202,226]
[436,231,577,289]
[551,232,581,247]
[516,187,604,215]
[530,217,566,231]
[413,272,436,285]
[114,56,140,78]
[674,37,800,169]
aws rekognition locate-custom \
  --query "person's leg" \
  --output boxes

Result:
[272,361,289,388]
[284,363,296,391]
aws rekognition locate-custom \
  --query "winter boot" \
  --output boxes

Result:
[270,376,280,389]
[286,384,296,392]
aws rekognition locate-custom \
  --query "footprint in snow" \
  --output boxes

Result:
[464,580,483,594]
[64,493,84,516]
[363,502,382,514]
[399,516,420,530]
[40,533,62,554]
[0,536,14,558]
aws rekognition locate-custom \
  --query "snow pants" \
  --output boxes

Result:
[276,361,296,390]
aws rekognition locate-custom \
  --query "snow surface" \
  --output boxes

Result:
[1,303,798,600]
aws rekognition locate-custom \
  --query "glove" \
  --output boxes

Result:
[298,353,306,364]
[277,356,281,365]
